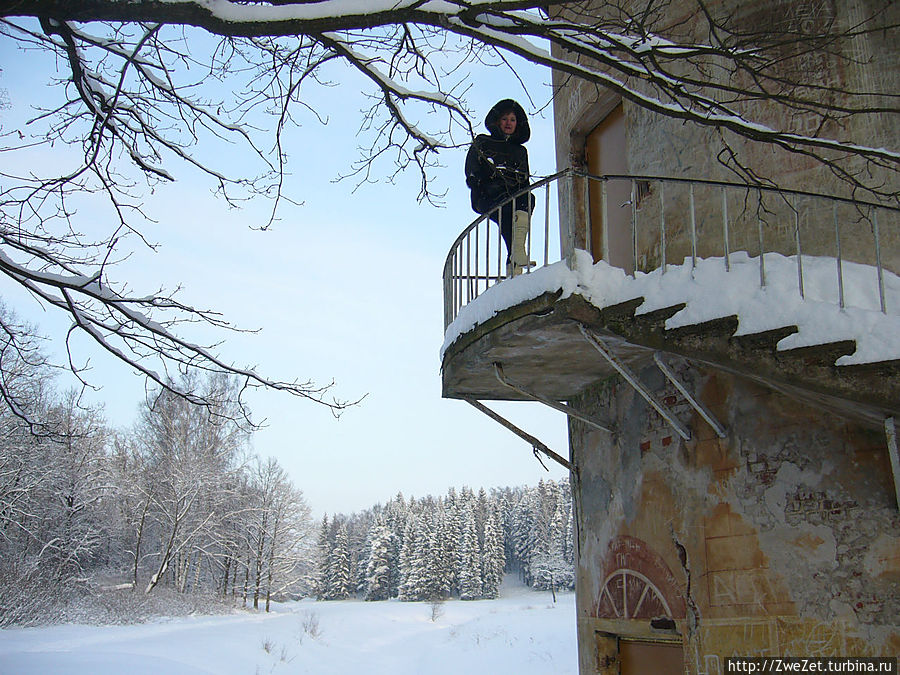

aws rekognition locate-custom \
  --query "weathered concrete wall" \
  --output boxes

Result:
[550,0,899,274]
[568,359,900,673]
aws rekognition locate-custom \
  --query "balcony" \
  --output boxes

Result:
[440,170,900,430]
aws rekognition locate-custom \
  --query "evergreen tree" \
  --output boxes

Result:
[457,498,482,600]
[397,518,418,601]
[481,506,505,599]
[364,521,394,601]
[326,524,352,600]
[315,515,331,599]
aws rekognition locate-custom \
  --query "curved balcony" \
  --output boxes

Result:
[444,169,898,332]
[441,170,900,427]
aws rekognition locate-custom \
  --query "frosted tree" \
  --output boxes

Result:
[457,499,483,601]
[0,365,110,624]
[420,510,449,601]
[383,494,407,597]
[315,514,331,600]
[135,373,249,594]
[325,523,352,600]
[409,516,438,601]
[0,1,895,424]
[244,457,312,610]
[481,506,506,600]
[364,520,394,601]
[398,516,424,601]
[531,492,575,596]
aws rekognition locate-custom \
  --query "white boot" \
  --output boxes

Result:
[511,210,535,275]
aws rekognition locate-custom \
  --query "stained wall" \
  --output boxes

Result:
[550,0,900,274]
[568,358,900,673]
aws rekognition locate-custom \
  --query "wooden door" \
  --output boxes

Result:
[620,639,684,674]
[586,104,632,272]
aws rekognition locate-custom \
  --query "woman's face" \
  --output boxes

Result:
[499,111,517,136]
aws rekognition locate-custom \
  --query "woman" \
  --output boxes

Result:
[465,99,535,276]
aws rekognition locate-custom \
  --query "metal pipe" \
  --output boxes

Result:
[659,182,666,274]
[834,201,844,309]
[653,353,726,438]
[886,417,900,510]
[757,189,766,288]
[568,173,575,264]
[873,209,886,313]
[584,174,592,259]
[443,261,451,329]
[578,171,900,214]
[689,183,697,269]
[631,179,638,276]
[474,220,480,299]
[484,214,491,291]
[465,398,574,472]
[601,179,609,264]
[544,181,551,266]
[579,325,692,441]
[497,209,502,280]
[526,190,533,274]
[493,363,615,434]
[794,196,805,300]
[722,187,730,272]
[465,230,471,303]
[453,251,459,320]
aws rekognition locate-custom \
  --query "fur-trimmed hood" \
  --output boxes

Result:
[484,99,530,144]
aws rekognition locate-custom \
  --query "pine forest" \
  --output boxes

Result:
[317,481,575,603]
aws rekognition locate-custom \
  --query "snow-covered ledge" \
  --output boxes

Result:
[441,249,900,367]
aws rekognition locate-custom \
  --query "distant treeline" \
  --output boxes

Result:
[0,314,315,626]
[0,311,572,626]
[317,479,574,602]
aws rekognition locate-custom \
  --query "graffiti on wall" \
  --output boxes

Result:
[593,535,686,620]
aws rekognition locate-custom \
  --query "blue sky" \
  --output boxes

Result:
[0,27,569,515]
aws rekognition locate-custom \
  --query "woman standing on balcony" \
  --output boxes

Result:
[465,99,535,277]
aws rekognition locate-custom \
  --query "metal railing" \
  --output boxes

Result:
[443,169,899,331]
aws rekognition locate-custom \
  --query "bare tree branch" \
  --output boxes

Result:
[0,0,896,421]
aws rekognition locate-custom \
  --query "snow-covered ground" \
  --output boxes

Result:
[0,581,576,675]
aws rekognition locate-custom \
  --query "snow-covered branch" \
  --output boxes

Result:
[0,0,896,422]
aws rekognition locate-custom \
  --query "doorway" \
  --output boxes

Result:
[596,632,683,674]
[620,639,684,674]
[585,104,632,273]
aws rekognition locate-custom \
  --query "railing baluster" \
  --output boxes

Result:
[689,183,697,270]
[834,201,844,309]
[465,231,472,303]
[583,175,592,259]
[601,179,608,265]
[440,171,897,336]
[544,181,550,266]
[631,179,638,276]
[484,216,490,291]
[757,189,766,288]
[722,187,730,272]
[659,182,666,274]
[873,208,886,313]
[795,196,804,300]
[496,206,503,278]
[474,221,480,298]
[453,250,459,319]
[570,173,576,264]
[526,190,533,274]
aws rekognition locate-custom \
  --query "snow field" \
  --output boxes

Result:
[0,582,576,675]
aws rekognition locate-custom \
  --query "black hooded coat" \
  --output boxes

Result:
[464,99,533,217]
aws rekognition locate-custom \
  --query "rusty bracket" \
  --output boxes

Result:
[493,362,615,434]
